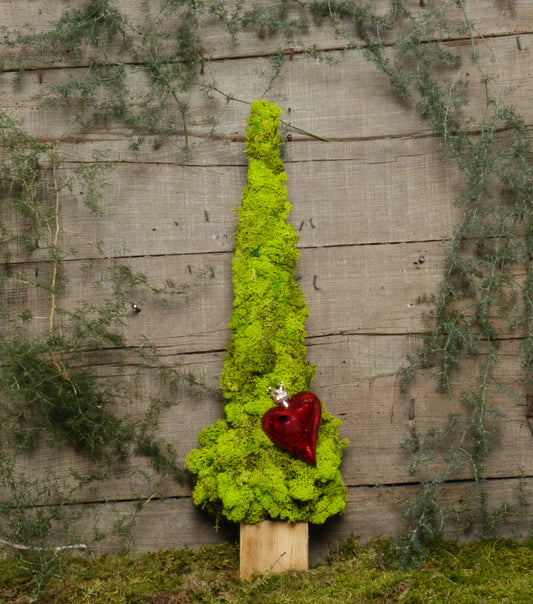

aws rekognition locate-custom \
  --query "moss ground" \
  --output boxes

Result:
[1,537,533,603]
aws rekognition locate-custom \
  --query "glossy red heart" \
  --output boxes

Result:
[262,391,321,465]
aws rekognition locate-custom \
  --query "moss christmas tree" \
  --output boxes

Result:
[186,101,347,525]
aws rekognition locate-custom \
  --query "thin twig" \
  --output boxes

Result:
[49,160,61,339]
[202,83,331,142]
[48,160,72,384]
[0,537,87,552]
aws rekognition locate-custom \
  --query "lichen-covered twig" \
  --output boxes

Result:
[0,537,87,552]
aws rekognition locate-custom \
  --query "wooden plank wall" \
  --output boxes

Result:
[1,1,533,560]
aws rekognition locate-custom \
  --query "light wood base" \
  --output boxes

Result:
[239,521,308,579]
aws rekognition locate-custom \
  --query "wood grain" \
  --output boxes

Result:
[240,522,308,578]
[2,135,465,263]
[0,0,532,551]
[1,337,530,506]
[49,477,533,559]
[1,0,531,65]
[2,241,448,352]
[0,34,531,145]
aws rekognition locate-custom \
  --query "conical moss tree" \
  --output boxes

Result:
[186,101,347,524]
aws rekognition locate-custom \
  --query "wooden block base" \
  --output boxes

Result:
[240,521,308,579]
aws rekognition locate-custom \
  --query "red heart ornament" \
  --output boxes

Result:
[262,390,321,465]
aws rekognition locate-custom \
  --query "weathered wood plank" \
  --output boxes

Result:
[197,33,533,142]
[3,337,530,505]
[4,240,526,356]
[106,336,533,487]
[1,0,532,551]
[64,495,240,555]
[10,135,464,260]
[52,477,533,558]
[311,477,533,559]
[1,0,531,66]
[3,242,449,352]
[1,34,531,144]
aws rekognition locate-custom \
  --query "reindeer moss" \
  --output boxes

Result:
[186,101,347,524]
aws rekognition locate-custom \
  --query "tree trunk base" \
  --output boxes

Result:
[240,521,308,579]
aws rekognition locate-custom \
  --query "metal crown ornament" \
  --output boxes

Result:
[267,381,290,407]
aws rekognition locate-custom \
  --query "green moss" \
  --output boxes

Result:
[3,539,533,603]
[186,100,347,524]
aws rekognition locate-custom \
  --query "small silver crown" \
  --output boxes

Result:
[267,381,290,407]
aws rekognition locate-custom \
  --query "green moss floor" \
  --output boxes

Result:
[2,537,533,603]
